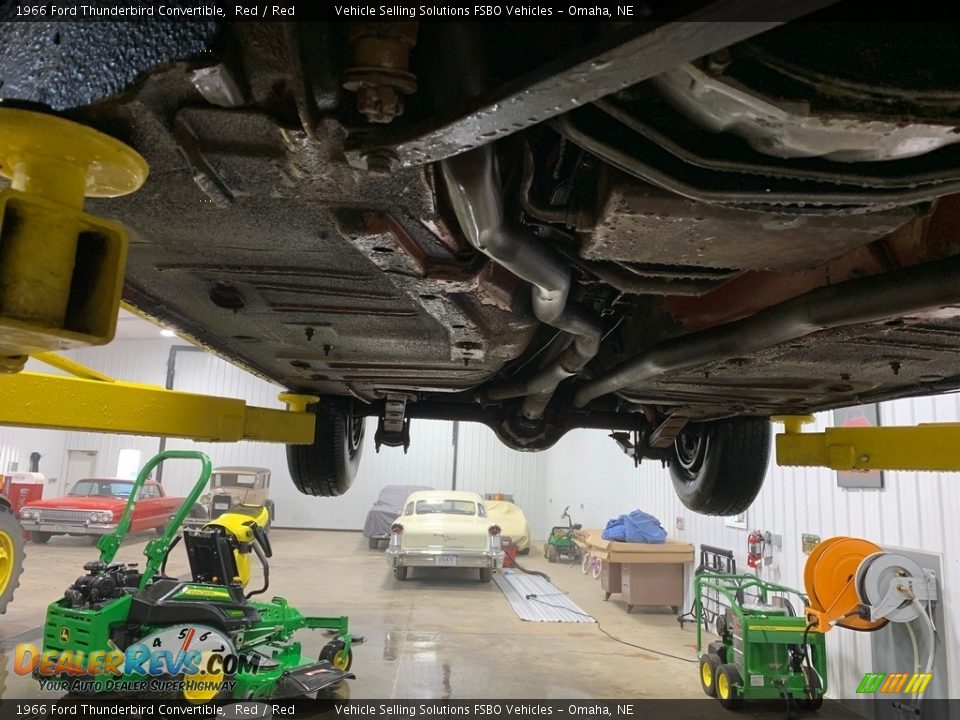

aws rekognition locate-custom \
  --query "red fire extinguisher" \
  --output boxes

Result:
[747,530,764,569]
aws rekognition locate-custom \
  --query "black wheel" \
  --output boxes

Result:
[707,640,728,664]
[546,544,558,563]
[479,567,492,582]
[287,397,365,497]
[670,417,770,515]
[797,667,823,711]
[518,547,530,556]
[0,504,26,614]
[319,640,353,672]
[699,653,722,697]
[31,531,51,544]
[716,664,743,709]
[393,566,408,581]
[368,537,380,550]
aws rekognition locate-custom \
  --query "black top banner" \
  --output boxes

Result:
[2,0,957,22]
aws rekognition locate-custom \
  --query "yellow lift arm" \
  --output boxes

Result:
[774,415,960,472]
[0,353,317,444]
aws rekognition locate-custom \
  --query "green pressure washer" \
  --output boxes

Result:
[695,573,827,711]
[36,450,354,700]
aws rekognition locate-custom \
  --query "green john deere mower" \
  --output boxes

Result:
[34,450,354,700]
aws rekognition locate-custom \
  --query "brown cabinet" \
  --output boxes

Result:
[620,561,683,613]
[600,560,621,600]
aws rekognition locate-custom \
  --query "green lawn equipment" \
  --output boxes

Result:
[544,506,582,563]
[695,573,826,710]
[36,450,354,700]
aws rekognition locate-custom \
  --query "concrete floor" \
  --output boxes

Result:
[1,529,706,699]
[0,529,857,714]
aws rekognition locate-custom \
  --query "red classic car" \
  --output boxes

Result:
[18,478,182,544]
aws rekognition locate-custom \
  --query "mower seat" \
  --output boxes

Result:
[129,578,259,634]
[183,528,241,586]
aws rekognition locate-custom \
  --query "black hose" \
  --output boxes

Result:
[509,559,551,584]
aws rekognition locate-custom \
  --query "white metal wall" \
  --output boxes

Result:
[539,400,960,700]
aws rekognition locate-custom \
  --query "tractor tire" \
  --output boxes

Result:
[31,531,51,544]
[287,397,366,497]
[699,653,722,697]
[797,667,824,711]
[0,504,25,614]
[319,640,353,672]
[479,568,492,583]
[546,544,559,563]
[716,664,744,709]
[670,417,770,515]
[707,640,728,664]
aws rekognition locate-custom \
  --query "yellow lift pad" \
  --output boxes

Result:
[774,415,960,472]
[0,369,315,445]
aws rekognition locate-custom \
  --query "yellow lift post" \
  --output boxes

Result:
[773,415,960,472]
[0,353,317,445]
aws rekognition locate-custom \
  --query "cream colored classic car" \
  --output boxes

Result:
[386,490,504,582]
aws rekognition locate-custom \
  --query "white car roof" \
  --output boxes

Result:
[404,490,484,503]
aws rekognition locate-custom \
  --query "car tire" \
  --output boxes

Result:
[368,537,380,550]
[287,397,365,497]
[479,568,492,583]
[669,417,770,515]
[31,531,51,544]
[0,504,26,614]
[393,566,408,581]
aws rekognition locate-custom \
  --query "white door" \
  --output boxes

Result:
[64,450,98,497]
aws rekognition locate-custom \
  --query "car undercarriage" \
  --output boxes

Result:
[2,15,960,514]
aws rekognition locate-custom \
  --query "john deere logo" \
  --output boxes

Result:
[59,627,70,642]
[857,672,932,694]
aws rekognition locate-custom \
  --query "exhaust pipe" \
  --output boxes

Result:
[441,147,602,420]
[574,255,960,408]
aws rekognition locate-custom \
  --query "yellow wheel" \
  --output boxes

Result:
[699,653,721,697]
[716,664,743,710]
[0,504,26,614]
[321,640,353,672]
[182,651,224,704]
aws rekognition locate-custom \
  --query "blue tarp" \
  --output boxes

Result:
[601,509,667,544]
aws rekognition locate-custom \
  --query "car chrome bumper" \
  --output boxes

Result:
[21,522,116,535]
[386,547,504,569]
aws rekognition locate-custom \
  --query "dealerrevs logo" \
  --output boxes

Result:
[14,625,260,695]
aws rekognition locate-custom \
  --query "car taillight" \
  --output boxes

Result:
[391,523,404,535]
[489,525,501,536]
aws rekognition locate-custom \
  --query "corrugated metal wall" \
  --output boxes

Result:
[5,339,956,697]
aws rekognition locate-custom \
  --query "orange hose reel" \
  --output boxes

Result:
[804,536,888,633]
